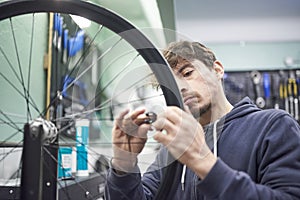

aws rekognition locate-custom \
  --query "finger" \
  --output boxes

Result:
[115,109,130,128]
[162,107,183,125]
[130,107,146,120]
[135,116,149,126]
[135,112,157,125]
[152,117,176,136]
[123,108,146,127]
[137,123,151,138]
[153,130,170,146]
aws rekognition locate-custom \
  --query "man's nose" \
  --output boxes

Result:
[175,76,188,93]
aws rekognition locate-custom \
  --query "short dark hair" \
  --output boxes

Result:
[163,41,217,69]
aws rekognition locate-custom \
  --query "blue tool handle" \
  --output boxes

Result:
[63,29,68,49]
[263,72,271,98]
[54,13,59,31]
[62,76,88,106]
[58,16,63,36]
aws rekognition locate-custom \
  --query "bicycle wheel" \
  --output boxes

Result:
[0,0,184,199]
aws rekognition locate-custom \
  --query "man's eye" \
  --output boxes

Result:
[183,70,193,77]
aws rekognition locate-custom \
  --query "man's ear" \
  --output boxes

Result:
[213,60,224,80]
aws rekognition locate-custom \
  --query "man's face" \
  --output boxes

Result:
[173,59,219,120]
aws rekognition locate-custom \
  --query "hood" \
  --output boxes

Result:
[182,97,259,191]
[225,96,261,122]
[203,96,260,153]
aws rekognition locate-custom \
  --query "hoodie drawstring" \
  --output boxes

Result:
[181,119,220,191]
[213,119,220,157]
[181,165,186,191]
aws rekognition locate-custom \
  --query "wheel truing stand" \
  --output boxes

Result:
[21,118,57,200]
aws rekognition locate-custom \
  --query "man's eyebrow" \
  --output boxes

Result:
[175,63,192,74]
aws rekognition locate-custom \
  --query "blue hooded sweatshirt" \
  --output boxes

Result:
[105,97,300,199]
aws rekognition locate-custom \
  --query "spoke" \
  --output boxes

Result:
[25,13,36,121]
[0,141,23,163]
[0,121,26,125]
[0,111,23,132]
[88,72,154,111]
[10,18,30,122]
[64,25,80,76]
[59,139,156,171]
[62,37,123,94]
[15,157,23,186]
[2,163,21,186]
[0,46,24,89]
[52,50,143,122]
[56,120,74,134]
[93,49,138,87]
[40,33,123,119]
[1,152,22,186]
[0,112,28,119]
[57,137,109,176]
[0,129,22,146]
[0,46,41,115]
[0,148,22,157]
[42,147,73,200]
[83,53,140,110]
[43,146,104,199]
[52,73,154,122]
[0,72,41,115]
[53,91,162,125]
[65,24,104,80]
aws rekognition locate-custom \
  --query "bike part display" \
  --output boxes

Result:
[224,69,300,123]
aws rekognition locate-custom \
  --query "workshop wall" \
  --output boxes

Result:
[209,41,300,71]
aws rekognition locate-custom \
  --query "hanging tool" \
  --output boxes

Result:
[263,72,271,108]
[57,15,63,51]
[284,78,289,114]
[53,13,63,50]
[279,71,289,113]
[287,71,297,118]
[296,70,300,122]
[52,13,58,48]
[62,29,68,64]
[287,71,298,120]
[294,81,298,121]
[251,71,265,108]
[271,73,280,109]
[223,73,245,104]
[56,91,63,130]
[62,75,88,106]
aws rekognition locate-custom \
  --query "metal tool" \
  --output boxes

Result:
[135,112,157,125]
[296,70,300,121]
[279,73,289,113]
[128,112,157,152]
[271,73,280,109]
[251,71,265,108]
[288,77,296,117]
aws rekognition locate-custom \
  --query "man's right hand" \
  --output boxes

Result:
[111,108,151,174]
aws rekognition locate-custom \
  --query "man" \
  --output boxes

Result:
[105,41,300,199]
